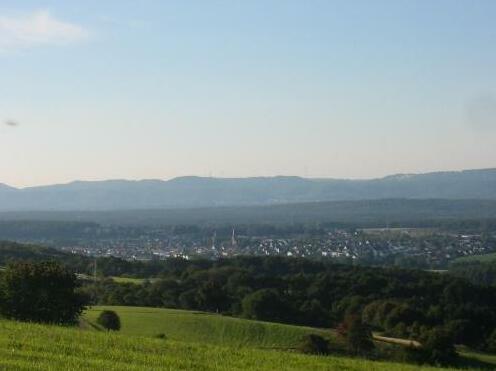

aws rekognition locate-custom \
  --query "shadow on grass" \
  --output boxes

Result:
[456,354,496,370]
[80,318,104,332]
[456,356,496,370]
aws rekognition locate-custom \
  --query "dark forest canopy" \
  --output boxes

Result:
[0,261,85,324]
[451,259,496,286]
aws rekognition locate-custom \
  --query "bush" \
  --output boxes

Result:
[419,328,458,366]
[299,300,329,327]
[445,319,481,347]
[241,289,286,322]
[97,310,121,331]
[486,329,496,352]
[386,322,408,338]
[385,304,424,330]
[342,315,375,356]
[0,261,86,324]
[423,329,457,365]
[298,334,329,355]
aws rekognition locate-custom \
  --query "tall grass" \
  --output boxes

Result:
[0,319,452,370]
[84,306,332,348]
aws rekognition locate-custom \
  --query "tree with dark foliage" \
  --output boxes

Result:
[340,315,375,356]
[404,327,458,366]
[420,328,458,366]
[0,261,86,324]
[298,334,330,355]
[97,310,121,331]
[241,289,287,322]
[486,329,496,353]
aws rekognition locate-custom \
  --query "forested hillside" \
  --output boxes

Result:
[1,168,496,211]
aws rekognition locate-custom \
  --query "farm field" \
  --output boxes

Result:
[84,305,332,348]
[456,346,496,367]
[0,318,458,371]
[110,276,150,284]
[452,252,496,264]
[360,227,436,237]
[76,274,152,284]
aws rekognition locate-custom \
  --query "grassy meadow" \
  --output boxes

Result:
[84,305,332,348]
[110,276,150,284]
[83,306,496,370]
[0,318,458,371]
[452,252,496,264]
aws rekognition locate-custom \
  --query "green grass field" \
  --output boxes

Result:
[83,306,496,370]
[0,318,457,371]
[456,346,496,367]
[76,275,151,284]
[84,306,332,348]
[110,276,149,284]
[452,252,496,264]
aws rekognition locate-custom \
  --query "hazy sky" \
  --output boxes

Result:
[1,1,495,187]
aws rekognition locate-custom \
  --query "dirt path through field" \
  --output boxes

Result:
[373,334,421,348]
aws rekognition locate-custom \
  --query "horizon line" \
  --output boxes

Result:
[2,166,496,190]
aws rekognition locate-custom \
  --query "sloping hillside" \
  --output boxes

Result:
[84,306,333,348]
[82,306,496,370]
[0,318,452,371]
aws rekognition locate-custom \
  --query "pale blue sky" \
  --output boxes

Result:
[1,1,495,187]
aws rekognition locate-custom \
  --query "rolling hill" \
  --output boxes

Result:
[83,306,333,348]
[1,168,496,211]
[4,302,480,371]
[0,317,453,371]
[1,305,492,370]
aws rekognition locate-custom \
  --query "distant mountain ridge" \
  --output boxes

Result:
[1,168,496,211]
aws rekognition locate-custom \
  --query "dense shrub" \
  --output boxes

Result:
[97,310,121,331]
[241,289,287,322]
[420,328,458,366]
[298,334,329,355]
[486,329,496,352]
[0,261,86,324]
[338,315,375,356]
[445,319,481,347]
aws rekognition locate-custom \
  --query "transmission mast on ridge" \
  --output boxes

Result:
[231,228,237,247]
[212,231,217,249]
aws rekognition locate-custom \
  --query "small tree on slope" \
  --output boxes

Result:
[97,310,121,331]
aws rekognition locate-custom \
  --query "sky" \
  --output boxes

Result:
[0,0,495,188]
